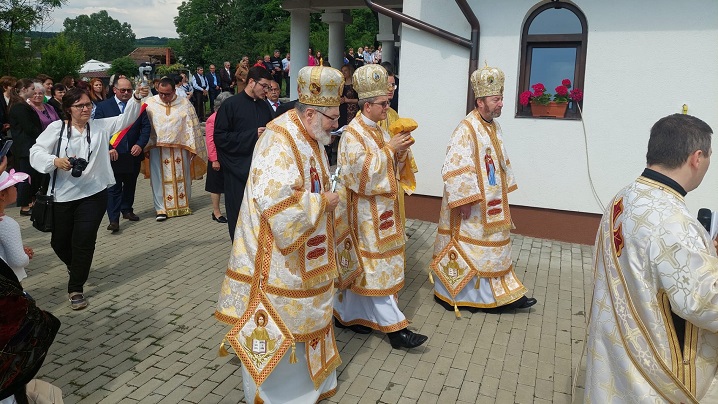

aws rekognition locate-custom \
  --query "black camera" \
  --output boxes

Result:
[68,157,88,177]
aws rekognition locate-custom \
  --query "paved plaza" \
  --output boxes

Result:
[15,177,593,403]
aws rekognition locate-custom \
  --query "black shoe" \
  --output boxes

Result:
[434,295,454,312]
[122,212,140,221]
[107,222,119,232]
[334,318,372,334]
[212,213,228,223]
[510,296,537,309]
[387,329,428,349]
[20,208,32,216]
[156,214,168,222]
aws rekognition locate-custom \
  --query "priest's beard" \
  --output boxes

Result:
[311,117,333,146]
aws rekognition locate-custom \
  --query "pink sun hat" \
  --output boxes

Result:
[0,169,30,192]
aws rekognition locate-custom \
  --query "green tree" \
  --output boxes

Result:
[156,63,186,77]
[174,0,378,69]
[63,10,136,62]
[346,9,379,50]
[0,0,64,75]
[38,33,84,79]
[108,56,138,78]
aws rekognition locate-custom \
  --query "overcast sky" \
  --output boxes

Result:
[39,0,183,38]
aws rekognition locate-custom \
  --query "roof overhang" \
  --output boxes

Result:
[281,0,402,12]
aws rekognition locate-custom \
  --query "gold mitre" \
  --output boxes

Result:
[471,64,505,98]
[353,64,390,100]
[297,66,344,107]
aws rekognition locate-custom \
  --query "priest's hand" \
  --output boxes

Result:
[388,132,414,152]
[323,192,339,211]
[459,204,472,220]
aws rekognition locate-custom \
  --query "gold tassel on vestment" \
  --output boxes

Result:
[218,339,229,357]
[428,271,434,284]
[475,277,481,289]
[254,389,264,404]
[289,341,297,364]
[454,303,461,318]
[360,276,367,287]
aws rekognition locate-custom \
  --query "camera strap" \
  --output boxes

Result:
[49,121,65,195]
[65,122,92,162]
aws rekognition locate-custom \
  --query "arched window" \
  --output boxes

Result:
[517,2,587,119]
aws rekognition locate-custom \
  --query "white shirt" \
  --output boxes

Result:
[0,215,29,282]
[191,73,207,92]
[29,96,145,202]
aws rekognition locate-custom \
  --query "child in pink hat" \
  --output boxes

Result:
[0,169,34,282]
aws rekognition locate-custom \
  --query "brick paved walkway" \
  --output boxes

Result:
[14,177,593,403]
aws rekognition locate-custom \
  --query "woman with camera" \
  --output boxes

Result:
[29,85,149,310]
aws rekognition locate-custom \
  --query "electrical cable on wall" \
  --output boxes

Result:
[578,103,605,210]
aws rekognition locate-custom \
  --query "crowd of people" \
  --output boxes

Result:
[2,46,716,403]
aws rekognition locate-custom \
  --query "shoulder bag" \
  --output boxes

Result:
[31,121,64,232]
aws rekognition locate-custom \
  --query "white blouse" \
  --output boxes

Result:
[29,96,145,203]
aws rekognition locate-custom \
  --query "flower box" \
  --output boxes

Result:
[530,101,568,118]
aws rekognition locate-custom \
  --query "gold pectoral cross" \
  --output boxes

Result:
[165,103,172,116]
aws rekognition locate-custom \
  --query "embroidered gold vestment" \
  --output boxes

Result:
[431,111,525,308]
[335,115,406,296]
[215,111,339,389]
[585,177,718,403]
[144,94,207,179]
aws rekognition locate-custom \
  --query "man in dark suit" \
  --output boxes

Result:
[219,61,234,94]
[94,78,151,233]
[206,64,221,112]
[266,80,281,118]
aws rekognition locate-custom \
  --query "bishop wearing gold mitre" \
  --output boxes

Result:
[215,66,345,403]
[333,64,428,349]
[430,64,537,316]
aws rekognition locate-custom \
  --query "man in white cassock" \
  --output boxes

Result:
[332,64,427,349]
[430,64,536,315]
[215,66,344,404]
[585,113,718,403]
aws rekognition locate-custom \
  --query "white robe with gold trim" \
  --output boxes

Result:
[431,111,526,310]
[585,176,718,403]
[144,94,207,217]
[333,113,409,333]
[215,111,339,403]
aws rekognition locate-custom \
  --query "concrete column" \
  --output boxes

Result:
[290,10,310,97]
[321,11,352,69]
[377,13,399,68]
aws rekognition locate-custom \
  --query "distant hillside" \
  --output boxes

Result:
[27,32,174,47]
[135,37,174,47]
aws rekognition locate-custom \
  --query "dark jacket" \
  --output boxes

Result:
[94,97,151,172]
[8,103,46,159]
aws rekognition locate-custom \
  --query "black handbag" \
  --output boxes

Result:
[31,122,64,232]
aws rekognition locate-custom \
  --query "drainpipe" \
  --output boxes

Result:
[364,0,480,114]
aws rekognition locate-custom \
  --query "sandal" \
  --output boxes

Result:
[69,293,88,310]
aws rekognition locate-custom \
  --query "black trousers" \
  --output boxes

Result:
[51,190,107,294]
[192,92,206,121]
[208,88,220,112]
[223,175,246,241]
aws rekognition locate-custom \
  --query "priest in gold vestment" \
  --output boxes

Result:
[585,114,718,403]
[430,65,536,315]
[144,77,207,221]
[333,64,427,349]
[215,66,344,403]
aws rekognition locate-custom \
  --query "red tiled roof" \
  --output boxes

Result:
[128,47,177,65]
